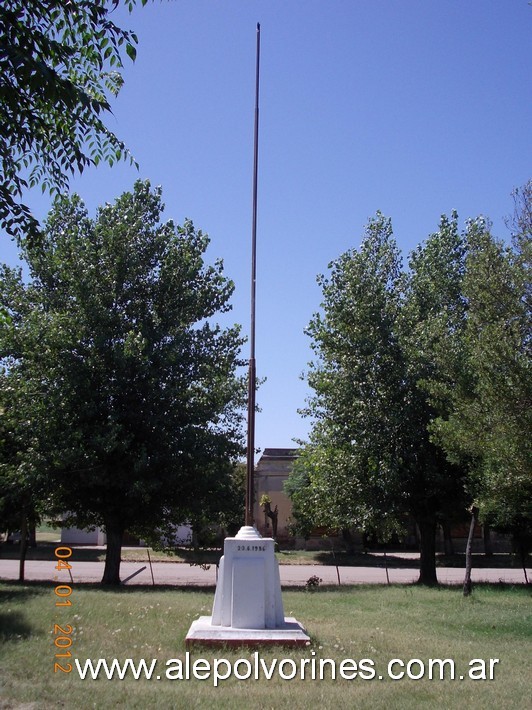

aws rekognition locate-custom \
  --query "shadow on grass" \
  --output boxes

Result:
[0,609,35,641]
[0,582,51,601]
[312,551,419,568]
[306,550,521,569]
[161,547,223,564]
[2,543,521,570]
[58,580,532,596]
[0,542,106,562]
[94,583,217,595]
[0,542,225,564]
[0,584,50,641]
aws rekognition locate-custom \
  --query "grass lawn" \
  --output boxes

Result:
[0,582,530,709]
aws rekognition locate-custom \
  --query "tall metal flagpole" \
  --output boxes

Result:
[245,23,260,527]
[186,22,309,646]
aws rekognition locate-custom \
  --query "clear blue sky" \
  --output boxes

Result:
[1,1,530,455]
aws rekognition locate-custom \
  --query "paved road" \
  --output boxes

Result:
[0,558,528,586]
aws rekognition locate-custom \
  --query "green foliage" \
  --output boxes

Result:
[400,212,470,523]
[429,196,531,547]
[0,0,149,242]
[283,456,313,537]
[177,462,246,547]
[289,214,466,536]
[289,211,482,583]
[0,180,246,580]
[0,278,49,536]
[0,391,37,535]
[293,213,411,538]
[214,462,246,536]
[292,183,530,571]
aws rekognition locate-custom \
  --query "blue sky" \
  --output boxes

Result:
[1,0,531,455]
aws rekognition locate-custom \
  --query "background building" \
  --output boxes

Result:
[253,448,298,541]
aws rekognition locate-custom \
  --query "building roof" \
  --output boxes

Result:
[260,448,299,460]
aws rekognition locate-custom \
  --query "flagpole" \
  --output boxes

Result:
[245,22,260,527]
[186,22,309,646]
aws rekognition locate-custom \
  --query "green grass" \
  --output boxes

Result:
[0,582,530,709]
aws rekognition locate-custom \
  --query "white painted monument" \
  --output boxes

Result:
[186,526,310,646]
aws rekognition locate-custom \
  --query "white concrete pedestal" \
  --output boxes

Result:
[185,526,310,647]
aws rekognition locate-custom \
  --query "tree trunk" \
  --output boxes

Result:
[417,519,438,585]
[463,507,478,597]
[342,528,356,555]
[28,522,37,548]
[483,524,493,557]
[18,513,29,582]
[191,524,200,553]
[442,519,454,555]
[102,519,124,586]
[269,506,278,539]
[513,530,530,586]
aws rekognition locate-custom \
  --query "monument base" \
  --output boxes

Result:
[186,615,310,648]
[185,526,310,647]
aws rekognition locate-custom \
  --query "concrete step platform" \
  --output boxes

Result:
[186,615,311,648]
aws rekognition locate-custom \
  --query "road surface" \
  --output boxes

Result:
[0,558,527,586]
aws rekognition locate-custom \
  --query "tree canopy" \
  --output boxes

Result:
[0,180,246,583]
[429,199,531,556]
[289,206,532,583]
[292,213,467,583]
[296,214,409,538]
[0,0,147,242]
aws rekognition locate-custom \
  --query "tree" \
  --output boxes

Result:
[0,0,148,242]
[399,213,470,583]
[293,214,417,570]
[260,495,279,539]
[213,462,246,538]
[283,456,315,539]
[0,265,50,579]
[177,461,245,550]
[296,213,406,536]
[0,180,246,584]
[506,179,532,242]
[431,211,532,574]
[291,212,468,584]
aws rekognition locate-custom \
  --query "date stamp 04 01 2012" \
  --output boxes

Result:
[53,546,74,674]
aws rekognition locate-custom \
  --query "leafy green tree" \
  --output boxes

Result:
[215,462,246,537]
[0,0,148,242]
[0,279,50,578]
[0,180,246,584]
[399,213,470,581]
[283,455,315,539]
[431,211,531,566]
[175,461,245,550]
[292,212,469,584]
[293,214,414,565]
